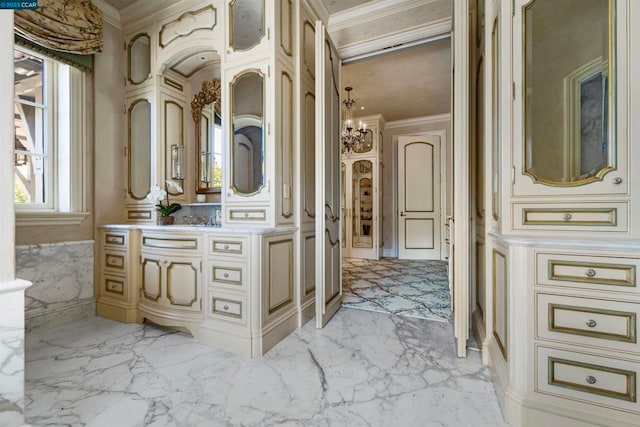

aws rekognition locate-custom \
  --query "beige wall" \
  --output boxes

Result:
[94,22,126,226]
[381,117,451,256]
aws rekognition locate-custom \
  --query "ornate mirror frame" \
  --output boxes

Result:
[191,78,222,193]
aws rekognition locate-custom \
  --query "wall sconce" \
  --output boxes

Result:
[200,151,211,183]
[171,144,184,180]
[15,152,28,166]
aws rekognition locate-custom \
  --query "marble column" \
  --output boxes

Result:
[0,11,32,427]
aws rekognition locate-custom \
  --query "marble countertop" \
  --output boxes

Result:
[488,231,640,250]
[100,224,297,235]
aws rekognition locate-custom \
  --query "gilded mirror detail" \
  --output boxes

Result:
[191,78,222,193]
[230,70,265,196]
[127,33,151,85]
[524,0,615,186]
[128,99,152,200]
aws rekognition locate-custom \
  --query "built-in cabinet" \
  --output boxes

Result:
[341,114,384,260]
[481,1,640,426]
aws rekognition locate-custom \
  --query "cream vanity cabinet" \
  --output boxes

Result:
[96,226,140,322]
[485,0,640,426]
[138,231,204,336]
[341,114,384,260]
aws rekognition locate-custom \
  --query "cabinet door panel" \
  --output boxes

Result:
[166,259,200,310]
[142,257,162,301]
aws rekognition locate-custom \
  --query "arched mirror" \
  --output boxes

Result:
[128,33,151,85]
[191,79,222,193]
[230,70,264,195]
[524,0,615,185]
[128,99,151,199]
[230,0,265,51]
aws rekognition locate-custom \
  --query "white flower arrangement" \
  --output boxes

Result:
[146,180,183,217]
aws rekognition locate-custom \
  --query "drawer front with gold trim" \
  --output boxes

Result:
[228,208,267,222]
[103,274,126,298]
[537,253,639,294]
[104,231,127,248]
[208,261,246,292]
[104,252,127,274]
[209,236,247,258]
[537,294,639,354]
[513,203,628,232]
[537,346,638,412]
[127,209,153,221]
[208,291,247,325]
[142,234,200,252]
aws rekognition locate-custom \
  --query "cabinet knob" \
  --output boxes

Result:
[585,376,597,385]
[224,244,230,250]
[586,319,597,328]
[585,269,596,278]
[562,213,572,221]
[223,273,229,278]
[613,177,623,185]
[223,305,229,310]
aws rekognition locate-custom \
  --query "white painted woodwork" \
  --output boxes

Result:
[397,135,442,260]
[315,21,342,328]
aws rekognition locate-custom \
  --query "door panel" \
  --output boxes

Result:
[315,22,342,327]
[398,135,442,259]
[166,260,199,310]
[141,257,161,301]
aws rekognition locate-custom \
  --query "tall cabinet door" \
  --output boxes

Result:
[315,22,342,328]
[346,158,379,260]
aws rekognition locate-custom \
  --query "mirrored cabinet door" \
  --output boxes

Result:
[127,33,151,85]
[128,99,152,200]
[191,79,222,193]
[513,0,627,196]
[229,0,265,51]
[230,70,264,196]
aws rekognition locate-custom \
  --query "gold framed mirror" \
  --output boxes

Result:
[229,0,265,51]
[191,79,222,193]
[523,0,615,186]
[128,98,152,199]
[127,33,151,85]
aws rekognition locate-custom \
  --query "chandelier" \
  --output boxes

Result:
[341,87,368,153]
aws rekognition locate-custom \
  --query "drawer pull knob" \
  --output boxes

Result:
[223,305,229,310]
[585,269,597,278]
[223,273,229,278]
[586,319,597,328]
[585,376,597,385]
[224,244,230,250]
[613,177,623,185]
[562,213,572,221]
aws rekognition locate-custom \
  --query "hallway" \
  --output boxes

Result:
[343,258,451,322]
[25,308,505,426]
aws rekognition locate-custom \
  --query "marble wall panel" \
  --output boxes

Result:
[16,241,94,331]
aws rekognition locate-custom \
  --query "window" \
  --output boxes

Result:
[13,47,88,225]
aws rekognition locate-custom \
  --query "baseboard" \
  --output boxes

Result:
[25,299,94,332]
[96,299,138,323]
[382,249,396,258]
[298,297,315,327]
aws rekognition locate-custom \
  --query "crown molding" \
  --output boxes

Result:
[385,113,451,129]
[304,0,330,24]
[328,0,441,32]
[338,17,451,61]
[92,0,121,29]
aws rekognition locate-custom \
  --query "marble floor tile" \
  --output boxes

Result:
[25,309,506,426]
[343,258,451,322]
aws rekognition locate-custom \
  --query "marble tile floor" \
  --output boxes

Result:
[25,308,507,426]
[343,258,451,323]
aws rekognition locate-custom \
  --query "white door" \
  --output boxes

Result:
[397,135,442,260]
[315,22,342,327]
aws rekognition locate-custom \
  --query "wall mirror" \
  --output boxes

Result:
[128,33,151,85]
[524,0,614,186]
[230,0,264,51]
[191,79,222,193]
[230,70,264,195]
[128,99,152,199]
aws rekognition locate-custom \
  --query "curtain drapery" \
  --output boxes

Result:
[14,0,103,55]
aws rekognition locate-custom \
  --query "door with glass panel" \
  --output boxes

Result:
[342,157,380,260]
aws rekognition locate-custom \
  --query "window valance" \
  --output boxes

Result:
[14,0,103,56]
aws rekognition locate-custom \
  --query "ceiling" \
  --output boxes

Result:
[100,0,374,13]
[342,39,451,122]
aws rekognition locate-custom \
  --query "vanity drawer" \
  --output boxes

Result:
[208,291,247,324]
[103,274,127,299]
[513,203,628,232]
[537,253,639,294]
[208,236,247,258]
[537,294,639,354]
[104,231,127,248]
[208,260,246,292]
[104,252,127,275]
[142,233,200,252]
[536,346,639,412]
